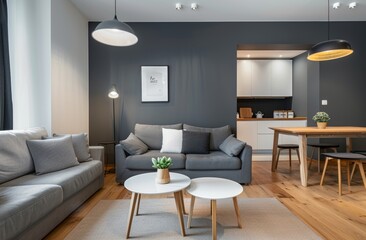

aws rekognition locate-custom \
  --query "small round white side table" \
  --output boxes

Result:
[186,177,243,240]
[124,172,191,238]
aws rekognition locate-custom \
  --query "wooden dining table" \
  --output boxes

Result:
[270,126,366,187]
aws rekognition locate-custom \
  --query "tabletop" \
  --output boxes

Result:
[124,172,191,195]
[186,177,243,200]
[270,126,366,136]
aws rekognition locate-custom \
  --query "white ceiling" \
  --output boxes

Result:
[70,0,366,22]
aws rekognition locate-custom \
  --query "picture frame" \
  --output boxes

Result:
[141,66,169,102]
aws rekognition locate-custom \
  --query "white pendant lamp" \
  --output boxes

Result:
[92,0,138,47]
[307,0,353,61]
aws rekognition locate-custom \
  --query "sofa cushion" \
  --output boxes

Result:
[120,133,148,155]
[135,123,182,150]
[183,124,231,151]
[2,160,102,200]
[0,127,48,184]
[0,184,63,240]
[53,133,92,162]
[219,134,246,157]
[126,150,185,170]
[186,151,241,170]
[161,128,183,153]
[182,131,210,154]
[27,136,79,175]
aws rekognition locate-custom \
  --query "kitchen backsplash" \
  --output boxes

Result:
[237,97,293,118]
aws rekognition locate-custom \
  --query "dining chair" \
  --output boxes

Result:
[320,152,366,196]
[308,143,339,173]
[275,144,300,170]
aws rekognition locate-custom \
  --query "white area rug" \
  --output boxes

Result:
[65,198,322,240]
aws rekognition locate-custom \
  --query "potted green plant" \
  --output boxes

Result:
[312,112,330,129]
[152,156,173,184]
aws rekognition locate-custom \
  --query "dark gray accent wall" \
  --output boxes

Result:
[292,53,308,117]
[89,22,366,147]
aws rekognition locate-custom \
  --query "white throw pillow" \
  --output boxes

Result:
[160,128,183,153]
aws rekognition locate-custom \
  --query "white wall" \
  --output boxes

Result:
[8,0,89,135]
[8,0,52,133]
[51,0,89,134]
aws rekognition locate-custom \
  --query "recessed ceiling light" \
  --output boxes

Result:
[191,3,198,10]
[175,3,182,10]
[349,2,357,9]
[333,2,340,9]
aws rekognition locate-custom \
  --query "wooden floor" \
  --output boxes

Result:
[45,161,366,240]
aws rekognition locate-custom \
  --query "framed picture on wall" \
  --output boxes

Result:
[141,66,169,102]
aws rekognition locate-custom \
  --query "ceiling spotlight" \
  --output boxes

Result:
[175,3,182,10]
[191,3,198,10]
[332,2,340,9]
[349,2,357,9]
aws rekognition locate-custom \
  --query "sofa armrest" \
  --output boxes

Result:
[115,144,127,183]
[239,144,252,184]
[89,146,104,162]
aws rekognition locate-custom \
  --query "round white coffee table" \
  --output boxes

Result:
[124,172,191,238]
[186,177,243,240]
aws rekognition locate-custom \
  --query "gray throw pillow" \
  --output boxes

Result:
[183,124,232,151]
[27,136,79,175]
[219,134,246,157]
[182,131,210,154]
[120,133,148,155]
[53,133,91,162]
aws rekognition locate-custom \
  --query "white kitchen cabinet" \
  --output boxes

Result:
[237,60,252,96]
[237,59,292,97]
[237,121,258,149]
[251,60,272,96]
[271,60,292,96]
[237,120,307,150]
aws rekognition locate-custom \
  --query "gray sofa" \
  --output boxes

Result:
[0,128,104,240]
[116,124,252,184]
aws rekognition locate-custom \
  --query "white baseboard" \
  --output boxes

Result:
[252,150,300,162]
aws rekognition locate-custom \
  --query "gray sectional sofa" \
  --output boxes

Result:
[116,123,252,184]
[0,128,104,240]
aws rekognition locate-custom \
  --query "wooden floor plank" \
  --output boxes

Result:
[44,161,366,239]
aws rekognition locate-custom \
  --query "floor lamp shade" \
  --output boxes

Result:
[307,39,353,61]
[108,85,119,99]
[92,16,138,47]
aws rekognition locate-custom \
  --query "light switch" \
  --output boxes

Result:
[322,100,328,105]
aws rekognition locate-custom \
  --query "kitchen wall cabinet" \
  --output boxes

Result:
[237,60,252,96]
[237,60,292,97]
[237,119,307,150]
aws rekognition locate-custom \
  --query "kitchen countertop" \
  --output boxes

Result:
[237,117,307,121]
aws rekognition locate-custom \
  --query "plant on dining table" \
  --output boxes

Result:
[312,112,330,122]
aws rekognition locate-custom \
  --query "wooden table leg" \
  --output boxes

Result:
[174,191,186,236]
[271,131,279,172]
[187,195,195,228]
[346,137,352,152]
[126,192,138,238]
[179,191,187,215]
[338,159,342,196]
[211,200,217,240]
[233,197,242,228]
[298,135,308,187]
[135,193,141,216]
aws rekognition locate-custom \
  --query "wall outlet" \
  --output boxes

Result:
[321,100,328,105]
